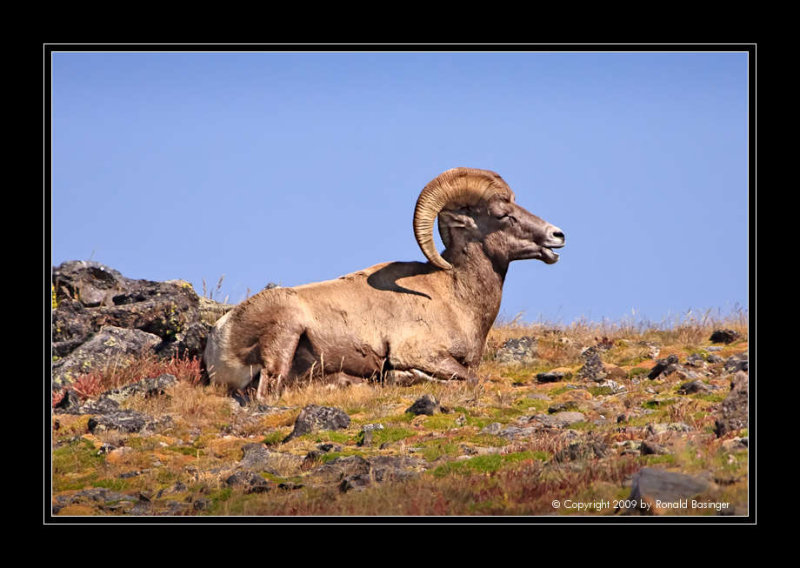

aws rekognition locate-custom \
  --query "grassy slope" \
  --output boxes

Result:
[50,315,749,517]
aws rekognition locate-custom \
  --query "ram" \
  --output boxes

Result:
[204,167,565,400]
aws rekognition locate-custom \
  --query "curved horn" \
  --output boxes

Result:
[413,167,513,270]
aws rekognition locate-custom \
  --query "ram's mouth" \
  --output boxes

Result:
[541,247,560,264]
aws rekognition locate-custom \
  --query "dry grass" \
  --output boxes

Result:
[53,352,204,406]
[51,312,749,518]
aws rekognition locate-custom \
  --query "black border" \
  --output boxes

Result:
[44,43,756,527]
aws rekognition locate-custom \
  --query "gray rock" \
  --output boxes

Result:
[531,411,586,428]
[675,368,702,381]
[709,329,742,344]
[480,422,504,435]
[358,423,385,446]
[678,379,713,395]
[312,455,424,492]
[548,401,579,414]
[118,470,143,479]
[645,423,668,436]
[237,443,293,474]
[52,336,90,360]
[53,389,83,413]
[52,298,94,352]
[648,354,680,380]
[368,455,424,483]
[312,455,372,487]
[161,501,193,516]
[685,354,707,368]
[555,439,608,462]
[52,261,128,308]
[497,425,539,439]
[103,373,178,403]
[74,397,122,415]
[340,475,372,492]
[87,410,171,434]
[405,394,439,416]
[536,370,570,383]
[494,336,537,365]
[52,261,221,362]
[640,440,670,455]
[628,467,711,508]
[597,379,626,394]
[715,371,748,437]
[53,487,140,514]
[646,422,692,437]
[55,374,177,415]
[225,470,271,493]
[52,325,162,388]
[157,481,187,497]
[578,347,607,382]
[283,405,351,442]
[724,353,748,374]
[155,321,212,360]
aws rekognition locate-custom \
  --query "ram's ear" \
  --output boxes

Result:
[437,209,478,249]
[438,209,478,230]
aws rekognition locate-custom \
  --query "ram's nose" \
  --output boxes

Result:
[546,225,565,248]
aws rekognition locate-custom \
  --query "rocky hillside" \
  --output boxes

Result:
[50,262,750,517]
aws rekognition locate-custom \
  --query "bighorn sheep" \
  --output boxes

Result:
[204,167,565,400]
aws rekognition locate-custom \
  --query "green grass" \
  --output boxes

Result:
[303,430,353,444]
[431,451,544,478]
[167,445,201,457]
[367,426,415,446]
[641,454,676,466]
[692,393,727,403]
[642,398,678,410]
[262,430,288,446]
[53,438,105,491]
[92,478,131,491]
[488,406,526,421]
[417,439,462,462]
[512,397,550,412]
[467,433,510,448]
[565,421,595,431]
[424,413,464,430]
[207,487,233,509]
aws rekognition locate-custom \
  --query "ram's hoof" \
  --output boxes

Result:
[383,369,446,386]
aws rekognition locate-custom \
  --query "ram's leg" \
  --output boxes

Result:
[383,369,440,386]
[325,371,367,388]
[383,358,478,386]
[428,357,479,383]
[254,328,303,403]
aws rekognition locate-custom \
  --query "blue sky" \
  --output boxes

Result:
[50,50,750,326]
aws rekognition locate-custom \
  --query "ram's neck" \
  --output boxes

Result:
[442,242,507,338]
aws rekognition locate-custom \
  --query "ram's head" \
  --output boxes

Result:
[413,167,565,270]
